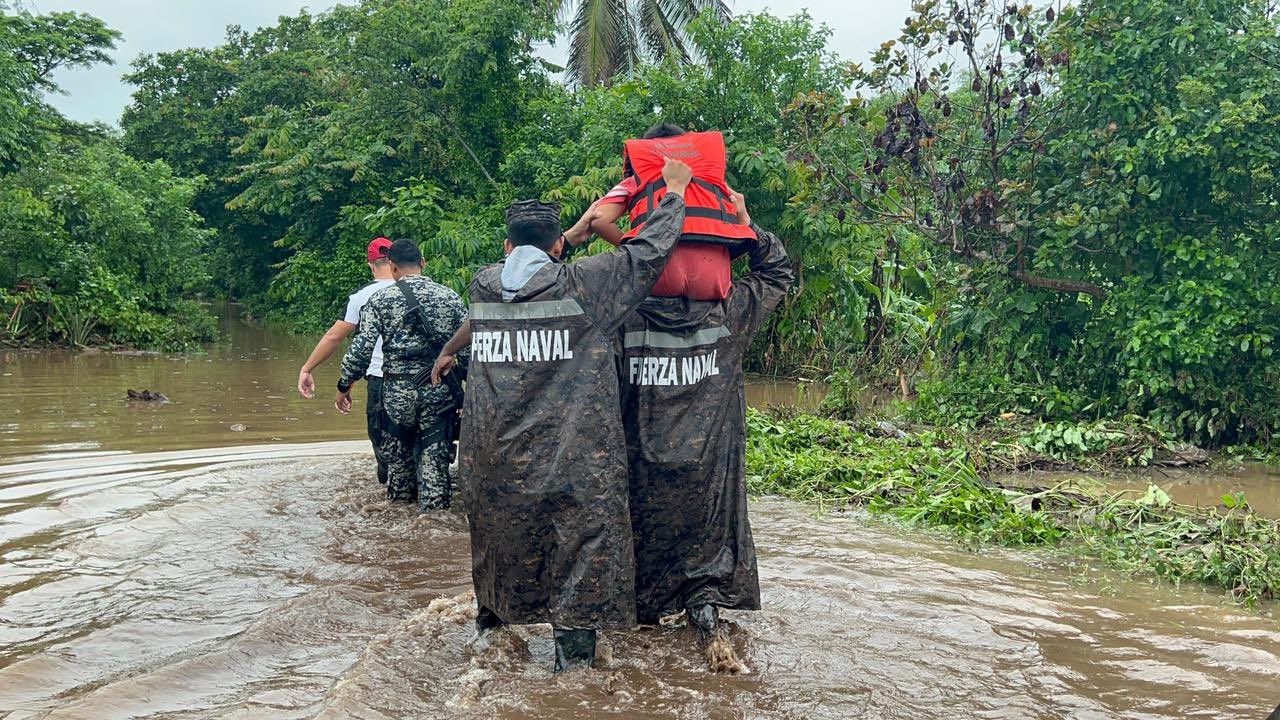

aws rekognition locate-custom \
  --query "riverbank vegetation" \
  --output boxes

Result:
[2,0,1277,441]
[745,409,1279,605]
[0,6,217,349]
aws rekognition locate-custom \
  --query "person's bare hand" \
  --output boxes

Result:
[298,370,316,399]
[661,158,693,197]
[567,201,603,247]
[432,353,455,386]
[727,186,751,226]
[334,390,353,415]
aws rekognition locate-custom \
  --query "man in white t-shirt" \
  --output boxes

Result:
[297,237,397,483]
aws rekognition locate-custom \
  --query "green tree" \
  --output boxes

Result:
[1,4,215,349]
[1,140,216,348]
[1038,0,1280,442]
[223,0,556,326]
[3,8,119,89]
[0,14,39,172]
[557,0,729,87]
[122,12,346,302]
[0,4,118,172]
[798,0,1280,443]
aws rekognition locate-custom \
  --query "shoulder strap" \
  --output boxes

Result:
[396,278,428,334]
[395,277,419,309]
[394,278,466,402]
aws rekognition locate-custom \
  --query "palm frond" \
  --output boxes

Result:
[567,0,631,87]
[564,0,730,86]
[656,0,732,30]
[703,0,733,23]
[638,0,690,64]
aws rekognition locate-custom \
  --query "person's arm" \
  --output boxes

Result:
[298,320,356,398]
[588,203,627,246]
[564,201,604,247]
[725,220,795,338]
[580,177,636,247]
[432,318,471,385]
[334,304,383,414]
[569,158,691,331]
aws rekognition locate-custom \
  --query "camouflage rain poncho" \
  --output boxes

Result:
[459,194,686,629]
[619,226,794,622]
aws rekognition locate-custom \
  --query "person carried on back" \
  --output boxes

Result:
[574,122,755,302]
[430,125,789,676]
[620,188,793,674]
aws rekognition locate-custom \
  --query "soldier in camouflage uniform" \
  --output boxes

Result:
[441,159,691,673]
[336,239,467,511]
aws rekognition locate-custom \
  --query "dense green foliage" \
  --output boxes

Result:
[746,409,1279,605]
[794,0,1280,445]
[3,0,1275,445]
[0,3,216,348]
[119,0,856,348]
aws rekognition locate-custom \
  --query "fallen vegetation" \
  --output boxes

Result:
[745,409,1280,606]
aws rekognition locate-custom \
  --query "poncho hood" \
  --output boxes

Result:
[637,295,724,335]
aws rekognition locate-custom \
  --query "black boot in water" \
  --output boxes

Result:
[686,604,719,642]
[475,606,504,633]
[468,605,504,648]
[552,628,597,672]
[686,604,746,675]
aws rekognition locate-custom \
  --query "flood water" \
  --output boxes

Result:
[0,316,822,461]
[1,318,1278,719]
[1013,467,1280,519]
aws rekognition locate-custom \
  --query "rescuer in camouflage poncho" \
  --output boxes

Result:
[620,191,793,673]
[337,239,467,511]
[435,158,692,673]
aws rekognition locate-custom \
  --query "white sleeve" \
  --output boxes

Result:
[342,293,362,325]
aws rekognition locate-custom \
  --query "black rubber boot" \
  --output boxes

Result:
[686,604,720,643]
[475,605,504,634]
[688,604,745,674]
[552,628,597,672]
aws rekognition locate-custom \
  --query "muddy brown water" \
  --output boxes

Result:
[1009,467,1280,519]
[0,316,822,462]
[1,318,1278,718]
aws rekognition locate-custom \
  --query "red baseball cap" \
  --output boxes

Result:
[367,237,392,262]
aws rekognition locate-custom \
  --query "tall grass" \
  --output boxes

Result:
[52,297,98,347]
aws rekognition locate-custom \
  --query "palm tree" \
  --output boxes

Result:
[549,0,732,88]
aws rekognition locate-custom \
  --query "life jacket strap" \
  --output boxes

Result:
[631,206,738,226]
[626,177,736,227]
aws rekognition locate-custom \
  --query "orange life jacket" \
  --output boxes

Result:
[621,131,756,257]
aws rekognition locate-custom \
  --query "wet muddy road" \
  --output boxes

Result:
[1,318,1277,718]
[1,448,1277,719]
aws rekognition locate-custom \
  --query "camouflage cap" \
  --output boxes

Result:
[506,199,562,227]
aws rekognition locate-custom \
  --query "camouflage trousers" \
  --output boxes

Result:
[365,376,389,485]
[376,378,453,511]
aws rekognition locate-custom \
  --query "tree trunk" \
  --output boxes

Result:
[1011,270,1107,300]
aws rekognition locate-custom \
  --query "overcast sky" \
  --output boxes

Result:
[25,0,911,125]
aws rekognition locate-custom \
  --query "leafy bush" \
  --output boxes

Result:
[0,140,217,348]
